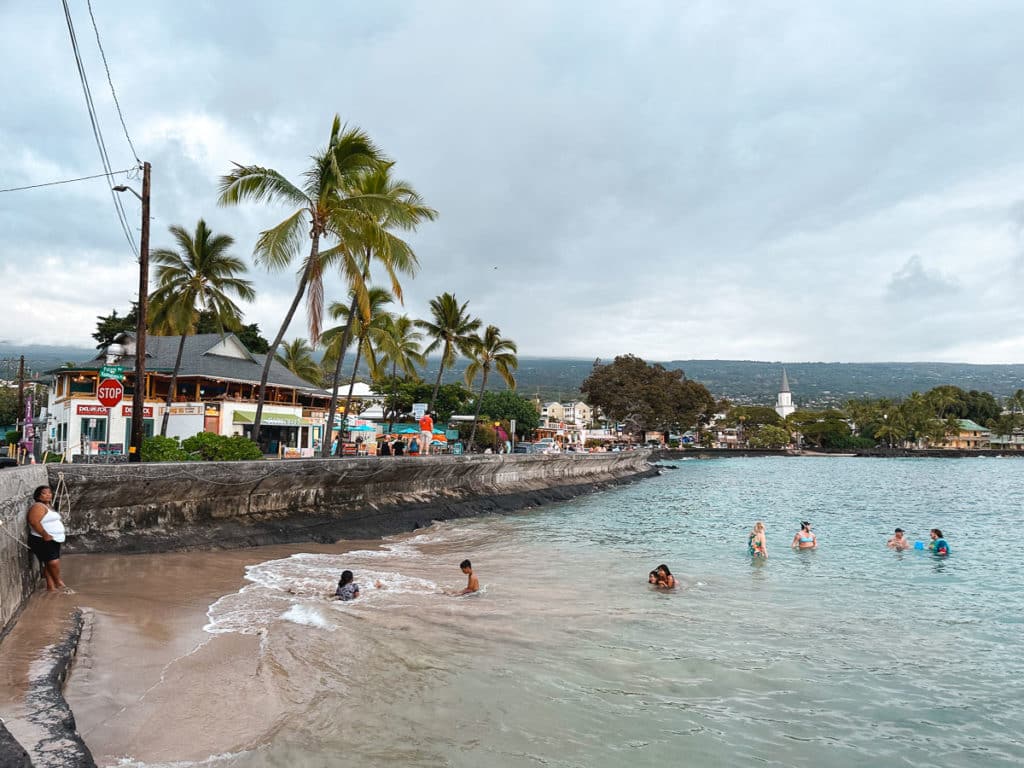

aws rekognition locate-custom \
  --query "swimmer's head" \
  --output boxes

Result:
[800,521,812,532]
[894,528,904,536]
[460,559,472,572]
[657,564,672,577]
[930,528,943,539]
[648,570,659,584]
[339,570,354,587]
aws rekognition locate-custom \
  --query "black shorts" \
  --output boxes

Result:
[28,536,61,564]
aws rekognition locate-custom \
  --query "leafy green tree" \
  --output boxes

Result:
[149,220,255,436]
[0,387,19,427]
[182,432,264,461]
[93,304,138,349]
[787,410,852,449]
[417,293,481,415]
[749,424,791,449]
[474,390,541,438]
[375,378,472,424]
[275,338,323,385]
[219,116,414,442]
[725,405,783,429]
[464,325,518,449]
[580,355,715,436]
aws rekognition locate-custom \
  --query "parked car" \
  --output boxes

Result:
[0,457,18,469]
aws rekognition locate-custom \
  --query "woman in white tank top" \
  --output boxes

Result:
[26,485,68,592]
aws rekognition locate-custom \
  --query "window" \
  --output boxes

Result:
[81,418,106,441]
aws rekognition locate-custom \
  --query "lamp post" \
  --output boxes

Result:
[113,161,151,463]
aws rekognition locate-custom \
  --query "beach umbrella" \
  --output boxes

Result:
[350,424,376,432]
[394,426,419,434]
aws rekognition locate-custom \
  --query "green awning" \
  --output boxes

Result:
[232,410,306,427]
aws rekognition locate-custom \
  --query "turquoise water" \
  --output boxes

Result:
[133,457,1024,766]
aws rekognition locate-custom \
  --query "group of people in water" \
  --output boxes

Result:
[334,559,479,601]
[745,520,951,559]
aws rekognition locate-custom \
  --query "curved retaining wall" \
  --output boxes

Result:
[45,451,656,554]
[0,465,48,640]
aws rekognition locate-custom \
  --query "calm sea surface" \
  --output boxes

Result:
[125,458,1024,766]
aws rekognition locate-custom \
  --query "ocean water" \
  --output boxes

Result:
[128,458,1024,766]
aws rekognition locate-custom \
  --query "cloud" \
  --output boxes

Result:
[884,255,959,303]
[2,1,1024,363]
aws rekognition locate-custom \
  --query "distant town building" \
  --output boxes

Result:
[774,368,796,419]
[940,419,992,450]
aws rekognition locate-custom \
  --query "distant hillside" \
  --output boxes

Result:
[4,342,1022,406]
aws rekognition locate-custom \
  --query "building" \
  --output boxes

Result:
[774,369,796,419]
[940,419,991,450]
[541,401,565,425]
[47,333,333,458]
[989,431,1024,450]
[562,401,592,427]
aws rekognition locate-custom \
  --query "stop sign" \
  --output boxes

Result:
[96,378,124,408]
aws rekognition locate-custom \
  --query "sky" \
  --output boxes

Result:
[2,0,1024,363]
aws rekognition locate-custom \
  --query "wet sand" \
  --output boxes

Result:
[0,540,380,766]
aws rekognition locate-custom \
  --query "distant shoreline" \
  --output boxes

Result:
[657,448,1024,459]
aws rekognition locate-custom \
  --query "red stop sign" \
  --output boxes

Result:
[96,378,124,408]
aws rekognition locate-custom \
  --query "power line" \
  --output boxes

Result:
[0,167,134,194]
[86,0,140,164]
[61,0,138,255]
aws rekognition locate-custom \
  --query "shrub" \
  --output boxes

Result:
[141,435,191,462]
[182,432,263,461]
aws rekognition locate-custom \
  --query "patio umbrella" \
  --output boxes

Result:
[394,426,419,434]
[350,424,376,432]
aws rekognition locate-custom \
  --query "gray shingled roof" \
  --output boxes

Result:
[74,333,324,392]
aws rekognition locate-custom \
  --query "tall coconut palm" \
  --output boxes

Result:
[218,116,408,442]
[329,287,394,429]
[375,314,426,431]
[275,338,322,385]
[149,220,254,437]
[320,164,436,455]
[463,325,518,450]
[417,293,481,415]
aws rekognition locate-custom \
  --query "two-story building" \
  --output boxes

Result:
[47,333,333,458]
[940,419,991,450]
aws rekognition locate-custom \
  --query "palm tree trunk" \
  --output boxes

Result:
[254,234,317,445]
[428,343,448,415]
[159,333,188,437]
[388,360,397,433]
[321,296,358,457]
[467,369,489,450]
[342,337,365,433]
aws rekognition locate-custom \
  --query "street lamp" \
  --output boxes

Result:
[113,162,151,463]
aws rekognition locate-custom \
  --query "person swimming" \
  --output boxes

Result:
[655,564,676,589]
[648,570,660,585]
[887,528,911,551]
[791,521,817,550]
[929,528,950,556]
[748,521,768,558]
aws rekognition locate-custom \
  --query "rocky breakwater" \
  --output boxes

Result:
[51,451,657,554]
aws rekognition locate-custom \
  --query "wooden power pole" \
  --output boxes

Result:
[129,161,151,463]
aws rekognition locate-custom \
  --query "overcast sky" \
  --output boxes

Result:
[2,1,1024,363]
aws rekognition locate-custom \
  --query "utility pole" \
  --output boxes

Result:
[129,161,151,463]
[16,355,24,438]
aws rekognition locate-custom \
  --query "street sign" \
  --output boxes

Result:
[99,365,125,380]
[412,403,427,419]
[97,379,124,408]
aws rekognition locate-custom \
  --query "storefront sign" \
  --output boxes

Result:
[205,405,221,416]
[121,405,154,417]
[169,405,203,415]
[77,404,108,416]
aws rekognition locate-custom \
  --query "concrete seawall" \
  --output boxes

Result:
[44,451,656,554]
[0,465,48,640]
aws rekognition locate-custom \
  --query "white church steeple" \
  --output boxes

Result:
[774,368,795,419]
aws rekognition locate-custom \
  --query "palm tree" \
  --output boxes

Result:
[320,164,436,454]
[375,314,426,431]
[149,220,254,437]
[275,338,322,385]
[463,325,518,450]
[332,287,394,429]
[417,293,481,415]
[218,116,408,442]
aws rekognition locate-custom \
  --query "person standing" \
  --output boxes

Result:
[495,423,511,454]
[419,411,434,457]
[748,521,768,557]
[26,485,68,592]
[791,521,817,549]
